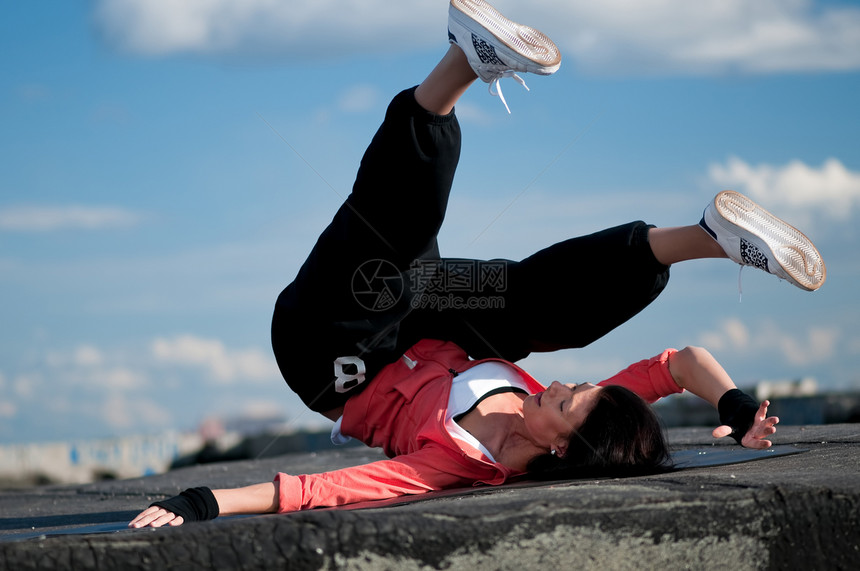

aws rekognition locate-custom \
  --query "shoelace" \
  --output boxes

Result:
[488,71,529,114]
[737,265,744,303]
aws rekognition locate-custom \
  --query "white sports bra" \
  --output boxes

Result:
[445,361,529,463]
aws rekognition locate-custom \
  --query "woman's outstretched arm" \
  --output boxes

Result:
[129,482,278,528]
[129,446,481,527]
[668,346,779,449]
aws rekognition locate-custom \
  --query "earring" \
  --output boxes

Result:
[550,449,557,456]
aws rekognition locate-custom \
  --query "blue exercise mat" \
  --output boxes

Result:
[671,444,805,469]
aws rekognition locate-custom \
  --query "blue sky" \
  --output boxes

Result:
[2,0,859,445]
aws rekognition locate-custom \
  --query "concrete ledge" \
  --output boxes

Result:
[1,425,858,570]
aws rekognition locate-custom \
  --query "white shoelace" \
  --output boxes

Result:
[737,265,744,303]
[488,71,529,114]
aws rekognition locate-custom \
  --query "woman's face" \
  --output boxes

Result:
[523,381,602,456]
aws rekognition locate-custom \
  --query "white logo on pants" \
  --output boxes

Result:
[333,356,366,393]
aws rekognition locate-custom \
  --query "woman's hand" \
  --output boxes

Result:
[128,505,185,528]
[128,482,279,529]
[712,400,779,449]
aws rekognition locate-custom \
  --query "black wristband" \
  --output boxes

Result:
[151,486,219,523]
[717,389,759,445]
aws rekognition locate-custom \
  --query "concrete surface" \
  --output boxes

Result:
[1,425,858,570]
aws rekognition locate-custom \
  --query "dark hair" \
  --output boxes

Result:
[526,385,672,480]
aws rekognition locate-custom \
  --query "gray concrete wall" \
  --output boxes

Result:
[1,425,858,570]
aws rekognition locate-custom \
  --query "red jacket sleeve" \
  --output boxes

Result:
[598,348,684,404]
[274,445,482,512]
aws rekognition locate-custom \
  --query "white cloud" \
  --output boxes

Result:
[151,334,280,384]
[547,0,860,74]
[709,157,860,222]
[700,318,750,350]
[0,402,16,419]
[699,317,838,366]
[337,84,382,114]
[102,393,172,429]
[0,205,141,232]
[13,374,39,400]
[46,346,147,390]
[452,101,497,127]
[238,399,286,420]
[0,338,301,443]
[48,345,105,369]
[94,0,442,58]
[93,0,860,74]
[93,367,146,390]
[0,372,13,418]
[74,345,105,367]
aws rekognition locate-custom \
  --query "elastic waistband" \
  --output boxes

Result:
[633,222,669,273]
[388,86,459,126]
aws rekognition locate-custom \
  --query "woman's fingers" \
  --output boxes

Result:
[756,401,771,422]
[712,425,733,439]
[163,513,185,527]
[128,506,160,528]
[713,400,779,448]
[739,401,779,448]
[741,434,773,449]
[128,507,185,528]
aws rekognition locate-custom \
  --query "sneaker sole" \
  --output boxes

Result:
[450,0,561,74]
[714,190,826,291]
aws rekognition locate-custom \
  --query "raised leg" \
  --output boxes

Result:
[648,225,727,266]
[653,191,825,291]
[415,45,478,115]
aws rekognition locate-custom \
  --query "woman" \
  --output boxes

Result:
[130,0,824,528]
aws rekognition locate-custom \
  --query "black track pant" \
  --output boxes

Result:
[271,88,670,412]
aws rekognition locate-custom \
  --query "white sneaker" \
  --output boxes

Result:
[699,190,826,291]
[448,0,561,113]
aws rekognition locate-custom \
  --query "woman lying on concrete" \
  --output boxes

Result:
[130,0,825,528]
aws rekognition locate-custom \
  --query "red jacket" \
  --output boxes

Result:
[276,339,682,512]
